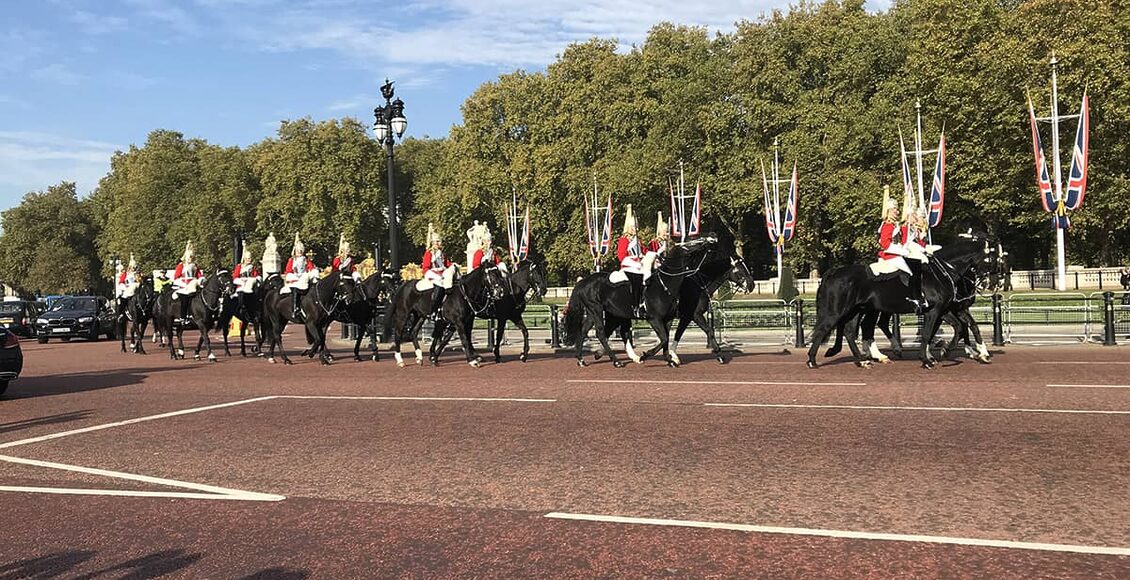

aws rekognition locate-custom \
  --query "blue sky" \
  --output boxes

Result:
[0,0,890,211]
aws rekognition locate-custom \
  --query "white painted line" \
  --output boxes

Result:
[0,486,281,501]
[0,396,278,450]
[1047,384,1130,389]
[0,454,284,501]
[568,380,867,387]
[278,395,557,403]
[704,402,1130,415]
[1036,361,1130,365]
[543,513,1130,556]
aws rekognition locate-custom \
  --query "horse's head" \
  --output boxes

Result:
[726,256,755,293]
[527,261,549,299]
[334,271,357,305]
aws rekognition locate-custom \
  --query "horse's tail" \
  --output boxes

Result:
[381,284,401,340]
[562,284,586,347]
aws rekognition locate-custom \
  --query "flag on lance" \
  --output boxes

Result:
[517,207,530,261]
[668,178,681,239]
[1064,92,1089,211]
[928,132,946,228]
[1027,95,1061,227]
[761,160,778,246]
[584,197,596,255]
[780,162,798,242]
[688,182,702,238]
[899,130,915,218]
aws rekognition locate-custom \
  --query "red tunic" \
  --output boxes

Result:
[902,226,927,248]
[173,263,203,280]
[233,264,258,278]
[647,240,663,253]
[422,250,451,271]
[118,272,128,284]
[472,249,501,269]
[616,236,641,262]
[877,222,900,260]
[331,256,356,273]
[284,257,317,275]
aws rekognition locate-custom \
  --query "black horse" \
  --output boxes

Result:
[562,236,718,368]
[185,270,235,362]
[261,270,353,365]
[306,270,399,362]
[430,261,548,366]
[826,236,1005,364]
[669,254,756,365]
[219,281,264,358]
[806,236,990,369]
[118,276,157,354]
[383,272,457,368]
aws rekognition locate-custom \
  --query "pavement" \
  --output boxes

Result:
[2,332,1130,578]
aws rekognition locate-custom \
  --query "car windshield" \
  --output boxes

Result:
[0,303,22,314]
[50,298,97,312]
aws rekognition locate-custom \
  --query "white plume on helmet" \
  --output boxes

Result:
[292,232,305,257]
[622,204,637,235]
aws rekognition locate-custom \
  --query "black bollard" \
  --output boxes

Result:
[992,293,1005,346]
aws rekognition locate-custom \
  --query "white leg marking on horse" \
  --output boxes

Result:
[415,348,423,363]
[394,351,404,367]
[977,343,991,358]
[867,341,890,363]
[670,340,681,365]
[625,340,642,364]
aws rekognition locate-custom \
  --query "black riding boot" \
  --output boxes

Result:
[907,263,928,315]
[293,289,304,320]
[627,273,644,318]
[431,286,446,320]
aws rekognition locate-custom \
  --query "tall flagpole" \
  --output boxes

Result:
[1050,53,1067,291]
[772,138,783,278]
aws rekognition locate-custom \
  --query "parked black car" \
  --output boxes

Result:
[0,299,42,337]
[35,296,116,343]
[0,327,23,395]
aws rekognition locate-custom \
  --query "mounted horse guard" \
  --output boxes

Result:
[282,232,319,320]
[115,253,141,312]
[233,239,259,297]
[332,233,362,283]
[614,204,647,318]
[470,223,505,274]
[173,241,203,325]
[421,222,457,319]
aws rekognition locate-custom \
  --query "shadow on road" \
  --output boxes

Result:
[0,410,94,435]
[0,549,308,579]
[3,366,194,401]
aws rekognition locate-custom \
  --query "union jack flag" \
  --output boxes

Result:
[928,133,946,228]
[1028,96,1057,217]
[781,163,798,242]
[517,207,530,261]
[1064,93,1089,211]
[599,195,612,255]
[761,161,778,245]
[899,131,915,218]
[688,183,701,238]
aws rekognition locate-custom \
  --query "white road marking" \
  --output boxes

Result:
[704,402,1130,415]
[278,396,557,403]
[568,379,867,387]
[0,396,277,450]
[0,486,278,501]
[543,513,1130,556]
[0,454,284,502]
[1047,384,1130,389]
[1036,361,1130,365]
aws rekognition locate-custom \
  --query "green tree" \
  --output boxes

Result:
[0,182,101,294]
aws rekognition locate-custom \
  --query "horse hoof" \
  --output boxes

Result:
[520,353,528,363]
[194,354,201,361]
[977,355,992,364]
[268,357,277,364]
[284,359,294,366]
[922,361,936,370]
[806,360,818,369]
[396,361,406,368]
[415,358,424,366]
[208,354,217,362]
[613,360,626,368]
[857,360,872,369]
[667,359,679,368]
[577,359,587,368]
[494,356,502,364]
[469,360,481,368]
[593,352,602,361]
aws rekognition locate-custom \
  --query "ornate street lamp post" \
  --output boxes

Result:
[373,79,408,271]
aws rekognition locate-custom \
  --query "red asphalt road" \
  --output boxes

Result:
[2,336,1130,578]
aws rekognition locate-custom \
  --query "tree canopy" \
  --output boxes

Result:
[2,0,1128,293]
